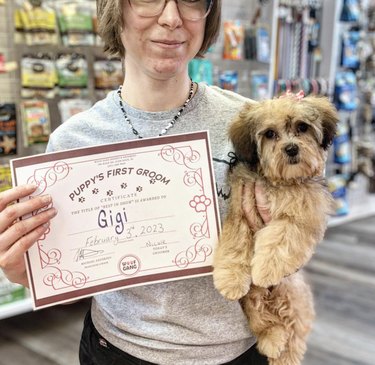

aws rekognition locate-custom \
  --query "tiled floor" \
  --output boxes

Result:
[0,217,374,365]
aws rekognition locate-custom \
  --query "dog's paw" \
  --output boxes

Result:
[213,270,251,300]
[257,326,288,359]
[251,258,285,287]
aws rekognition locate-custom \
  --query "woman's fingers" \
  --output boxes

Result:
[241,183,255,226]
[0,208,56,288]
[242,180,271,231]
[1,222,50,268]
[0,184,37,211]
[0,185,58,287]
[0,206,57,252]
[0,192,52,233]
[0,222,51,287]
[254,180,271,224]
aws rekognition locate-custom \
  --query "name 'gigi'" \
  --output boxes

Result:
[97,208,128,235]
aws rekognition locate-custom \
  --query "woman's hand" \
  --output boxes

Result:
[0,185,57,287]
[242,180,271,231]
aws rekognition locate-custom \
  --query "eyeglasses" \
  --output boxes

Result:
[128,0,213,21]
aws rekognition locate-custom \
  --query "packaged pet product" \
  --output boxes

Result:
[94,58,123,98]
[244,26,270,63]
[219,70,238,92]
[20,100,51,147]
[244,27,256,60]
[250,72,269,100]
[333,119,351,164]
[55,0,95,46]
[340,0,361,22]
[341,30,361,70]
[0,53,17,73]
[0,54,5,73]
[92,9,102,46]
[0,164,12,192]
[56,53,89,97]
[223,20,245,60]
[369,5,375,32]
[334,71,358,111]
[328,175,350,216]
[58,99,92,123]
[14,0,59,45]
[21,53,57,99]
[0,104,17,156]
[255,26,270,63]
[188,59,213,85]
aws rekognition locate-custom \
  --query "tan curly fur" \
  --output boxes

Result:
[213,94,338,364]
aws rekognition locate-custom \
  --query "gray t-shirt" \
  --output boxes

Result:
[46,83,256,364]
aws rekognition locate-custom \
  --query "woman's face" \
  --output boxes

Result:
[121,0,206,79]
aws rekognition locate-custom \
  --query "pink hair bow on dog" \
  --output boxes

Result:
[279,90,305,100]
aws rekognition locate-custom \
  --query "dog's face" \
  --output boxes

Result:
[229,95,338,182]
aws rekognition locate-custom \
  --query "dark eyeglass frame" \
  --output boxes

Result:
[128,0,214,21]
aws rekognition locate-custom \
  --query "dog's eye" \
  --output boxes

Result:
[297,122,309,133]
[264,130,277,139]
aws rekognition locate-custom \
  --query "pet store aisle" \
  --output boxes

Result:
[0,217,374,365]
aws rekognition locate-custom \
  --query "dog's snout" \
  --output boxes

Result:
[285,144,299,157]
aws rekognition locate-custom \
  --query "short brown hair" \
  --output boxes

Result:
[97,0,222,58]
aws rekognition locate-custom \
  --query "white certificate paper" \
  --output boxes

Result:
[11,131,220,309]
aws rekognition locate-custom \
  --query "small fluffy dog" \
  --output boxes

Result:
[213,93,338,364]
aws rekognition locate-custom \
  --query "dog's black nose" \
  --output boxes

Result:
[285,144,299,157]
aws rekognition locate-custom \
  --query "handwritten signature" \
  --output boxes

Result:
[74,248,105,262]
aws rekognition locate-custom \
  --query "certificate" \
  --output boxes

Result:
[11,131,220,309]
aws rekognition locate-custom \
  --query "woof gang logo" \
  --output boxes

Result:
[119,255,141,276]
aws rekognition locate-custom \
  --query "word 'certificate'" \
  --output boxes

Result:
[11,131,220,309]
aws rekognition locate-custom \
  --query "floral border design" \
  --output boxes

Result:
[26,161,87,290]
[160,144,214,268]
[27,161,71,195]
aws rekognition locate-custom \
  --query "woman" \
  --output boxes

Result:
[0,0,269,364]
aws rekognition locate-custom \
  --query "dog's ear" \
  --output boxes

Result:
[303,96,339,150]
[229,101,259,167]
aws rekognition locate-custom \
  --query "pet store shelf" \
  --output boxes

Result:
[209,58,270,72]
[0,297,32,320]
[328,193,375,228]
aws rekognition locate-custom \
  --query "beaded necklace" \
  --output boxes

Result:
[116,80,194,139]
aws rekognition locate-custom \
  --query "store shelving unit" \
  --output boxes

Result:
[1,0,374,321]
[322,0,375,226]
[328,194,375,227]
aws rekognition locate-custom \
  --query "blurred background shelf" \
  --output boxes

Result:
[0,297,32,321]
[328,194,375,228]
